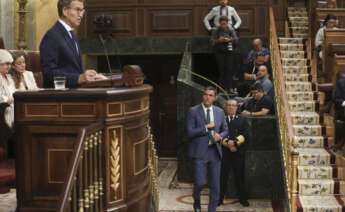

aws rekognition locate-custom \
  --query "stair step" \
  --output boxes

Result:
[284,74,310,82]
[294,125,322,136]
[288,7,307,12]
[279,43,304,51]
[298,165,335,179]
[298,196,345,211]
[283,66,309,74]
[279,37,305,44]
[292,33,309,38]
[289,101,316,112]
[290,27,309,34]
[298,179,344,195]
[289,17,308,22]
[297,148,334,166]
[287,91,315,102]
[291,112,320,125]
[282,58,308,66]
[285,82,312,92]
[293,136,325,148]
[290,21,309,27]
[288,11,308,18]
[280,50,306,59]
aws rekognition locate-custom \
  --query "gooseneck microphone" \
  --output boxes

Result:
[98,34,113,74]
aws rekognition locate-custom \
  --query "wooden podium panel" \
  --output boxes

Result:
[14,85,153,212]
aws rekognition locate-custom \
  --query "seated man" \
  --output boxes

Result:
[241,83,274,116]
[255,65,273,99]
[247,38,270,65]
[315,14,337,59]
[334,74,345,121]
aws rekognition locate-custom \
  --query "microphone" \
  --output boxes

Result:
[98,34,113,74]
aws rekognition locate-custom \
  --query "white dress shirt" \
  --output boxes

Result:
[58,19,79,54]
[202,104,214,145]
[203,5,242,31]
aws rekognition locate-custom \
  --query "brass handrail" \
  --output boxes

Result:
[269,6,298,212]
[58,121,104,212]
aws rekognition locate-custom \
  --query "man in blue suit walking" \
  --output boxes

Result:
[186,86,228,212]
[40,0,105,88]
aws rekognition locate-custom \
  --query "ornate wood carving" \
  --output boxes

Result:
[17,0,28,50]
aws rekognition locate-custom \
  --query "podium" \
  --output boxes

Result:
[14,83,153,211]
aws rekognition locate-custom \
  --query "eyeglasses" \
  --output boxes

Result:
[69,7,86,14]
[203,93,215,97]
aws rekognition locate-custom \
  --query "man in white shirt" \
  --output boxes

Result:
[203,0,242,31]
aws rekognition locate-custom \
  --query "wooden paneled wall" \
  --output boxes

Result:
[80,0,270,38]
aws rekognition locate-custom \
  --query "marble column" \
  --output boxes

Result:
[0,0,15,49]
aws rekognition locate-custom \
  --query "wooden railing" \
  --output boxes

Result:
[57,121,159,212]
[269,7,299,212]
[58,122,105,212]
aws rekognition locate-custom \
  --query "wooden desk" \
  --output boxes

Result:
[14,86,153,212]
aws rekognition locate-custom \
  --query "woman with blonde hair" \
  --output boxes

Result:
[9,51,38,90]
[0,49,15,128]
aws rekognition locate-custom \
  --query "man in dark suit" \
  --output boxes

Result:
[40,0,105,88]
[334,75,345,121]
[186,86,228,212]
[220,99,249,207]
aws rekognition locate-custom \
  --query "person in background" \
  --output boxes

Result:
[40,0,106,88]
[210,16,238,93]
[203,0,241,32]
[9,51,38,91]
[247,38,270,65]
[186,86,228,212]
[0,49,15,128]
[219,99,249,207]
[315,14,337,59]
[327,0,337,8]
[255,65,273,99]
[241,83,274,116]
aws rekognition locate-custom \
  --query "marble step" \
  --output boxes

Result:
[279,37,305,44]
[297,148,334,166]
[291,112,320,125]
[287,91,315,102]
[298,195,345,212]
[285,82,312,92]
[284,74,310,82]
[288,7,307,12]
[280,50,306,59]
[288,11,308,18]
[290,27,309,34]
[292,33,309,38]
[294,125,322,136]
[298,179,344,195]
[279,43,304,51]
[282,58,308,66]
[290,21,309,27]
[289,17,308,22]
[289,101,316,112]
[298,165,335,179]
[283,66,309,74]
[293,136,324,148]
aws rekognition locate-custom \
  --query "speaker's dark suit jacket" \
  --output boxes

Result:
[187,104,228,159]
[40,21,83,88]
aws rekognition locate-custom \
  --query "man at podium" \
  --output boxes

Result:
[40,0,106,88]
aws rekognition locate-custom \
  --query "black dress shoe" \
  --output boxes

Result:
[217,199,223,206]
[240,200,249,207]
[193,203,201,212]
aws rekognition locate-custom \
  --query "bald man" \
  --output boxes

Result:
[247,38,270,64]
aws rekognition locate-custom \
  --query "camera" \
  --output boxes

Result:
[93,15,113,28]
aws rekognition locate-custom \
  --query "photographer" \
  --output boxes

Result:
[211,16,238,93]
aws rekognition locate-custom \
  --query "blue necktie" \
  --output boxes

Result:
[69,30,79,54]
[206,109,215,145]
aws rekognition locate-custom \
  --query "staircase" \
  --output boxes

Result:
[278,6,345,211]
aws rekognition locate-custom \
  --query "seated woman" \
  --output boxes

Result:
[9,51,38,90]
[0,50,15,128]
[241,83,274,116]
[315,14,337,59]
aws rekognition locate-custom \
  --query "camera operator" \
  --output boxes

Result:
[210,16,238,93]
